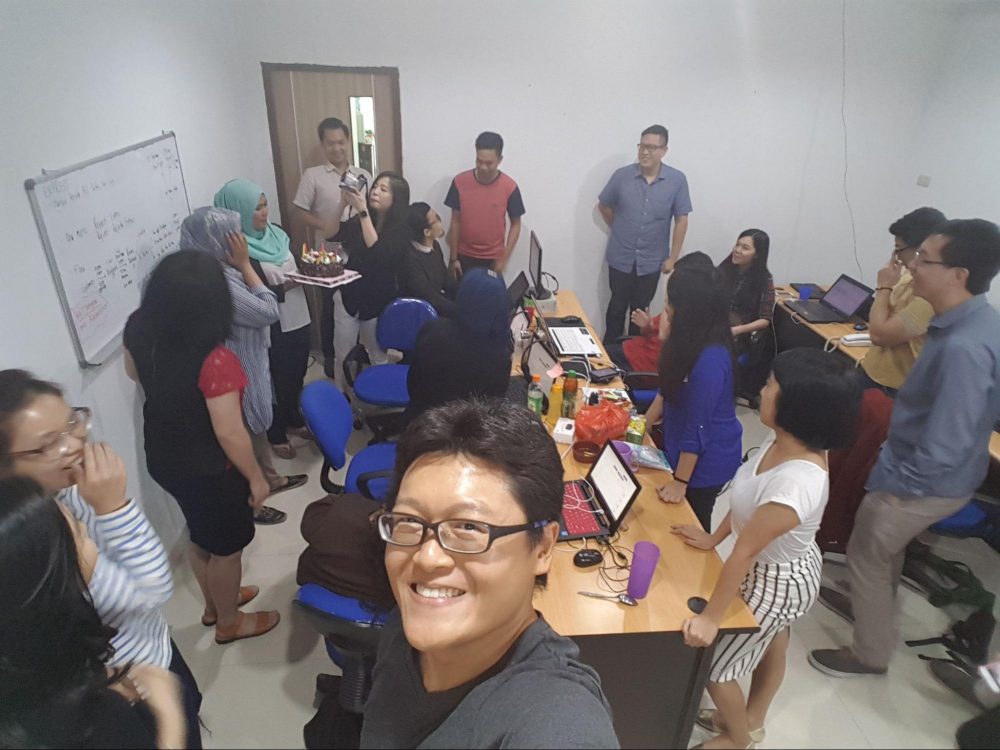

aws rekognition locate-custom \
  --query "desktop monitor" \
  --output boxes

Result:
[529,231,551,300]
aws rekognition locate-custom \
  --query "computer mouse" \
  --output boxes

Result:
[853,323,868,331]
[561,315,584,326]
[573,549,604,568]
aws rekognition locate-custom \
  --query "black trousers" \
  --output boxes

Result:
[458,255,497,274]
[686,484,724,533]
[169,639,203,749]
[320,288,336,364]
[605,265,660,342]
[267,323,311,445]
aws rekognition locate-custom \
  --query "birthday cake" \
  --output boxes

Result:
[299,242,345,278]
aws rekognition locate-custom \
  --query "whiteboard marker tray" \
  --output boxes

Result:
[286,270,362,289]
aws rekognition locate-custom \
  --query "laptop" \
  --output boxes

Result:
[559,441,642,542]
[785,274,874,323]
[534,300,603,356]
[507,271,530,315]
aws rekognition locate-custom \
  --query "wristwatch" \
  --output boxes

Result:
[359,210,369,219]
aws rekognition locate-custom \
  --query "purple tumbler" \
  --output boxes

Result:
[627,541,660,600]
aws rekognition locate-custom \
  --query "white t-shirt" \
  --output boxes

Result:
[259,256,311,333]
[729,432,829,564]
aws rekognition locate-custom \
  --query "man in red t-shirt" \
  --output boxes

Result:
[444,131,526,277]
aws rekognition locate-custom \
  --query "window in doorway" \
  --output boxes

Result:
[350,96,377,176]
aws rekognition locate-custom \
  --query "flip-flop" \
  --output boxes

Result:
[215,610,281,645]
[271,442,296,460]
[201,585,260,627]
[253,505,287,525]
[270,474,308,496]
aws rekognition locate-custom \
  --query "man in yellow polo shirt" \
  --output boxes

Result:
[860,207,946,395]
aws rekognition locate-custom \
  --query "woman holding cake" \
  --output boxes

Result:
[214,180,313,461]
[332,171,412,392]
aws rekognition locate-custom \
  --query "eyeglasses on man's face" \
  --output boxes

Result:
[10,407,91,462]
[910,248,951,267]
[637,142,666,154]
[375,510,549,555]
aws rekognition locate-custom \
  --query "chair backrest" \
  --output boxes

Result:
[376,297,438,352]
[300,380,353,471]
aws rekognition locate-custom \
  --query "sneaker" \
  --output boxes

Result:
[808,648,887,678]
[253,505,288,525]
[818,586,855,623]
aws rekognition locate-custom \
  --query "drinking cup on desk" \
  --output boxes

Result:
[798,284,813,301]
[627,541,660,600]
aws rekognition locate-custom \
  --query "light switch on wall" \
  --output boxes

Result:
[917,174,931,187]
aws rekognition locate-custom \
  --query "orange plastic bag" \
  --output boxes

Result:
[573,400,631,447]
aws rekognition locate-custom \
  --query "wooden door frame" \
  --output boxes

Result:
[260,62,403,228]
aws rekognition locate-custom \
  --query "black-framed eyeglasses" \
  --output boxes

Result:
[637,143,666,153]
[893,244,915,255]
[10,407,92,461]
[911,248,951,267]
[375,510,549,555]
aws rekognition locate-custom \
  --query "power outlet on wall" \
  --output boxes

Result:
[917,174,931,187]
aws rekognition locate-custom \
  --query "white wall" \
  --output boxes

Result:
[1,0,995,547]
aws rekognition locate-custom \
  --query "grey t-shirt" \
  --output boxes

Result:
[360,611,619,749]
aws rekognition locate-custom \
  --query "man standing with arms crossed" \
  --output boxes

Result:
[809,219,1000,678]
[444,131,525,277]
[598,124,691,341]
[293,117,373,379]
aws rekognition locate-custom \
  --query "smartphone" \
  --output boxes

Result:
[980,658,1000,693]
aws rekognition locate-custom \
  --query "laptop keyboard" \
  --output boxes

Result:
[552,327,600,355]
[562,481,602,535]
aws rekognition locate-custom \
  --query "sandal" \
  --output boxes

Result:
[270,474,308,496]
[695,709,766,743]
[201,585,260,627]
[287,426,315,442]
[253,505,288,525]
[215,610,280,645]
[271,442,296,460]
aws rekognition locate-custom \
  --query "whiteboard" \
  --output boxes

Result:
[24,133,190,367]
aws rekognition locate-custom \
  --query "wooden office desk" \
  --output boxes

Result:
[513,290,624,388]
[773,286,869,364]
[519,289,758,747]
[535,451,757,748]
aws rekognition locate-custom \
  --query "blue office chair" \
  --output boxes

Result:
[344,298,437,443]
[300,380,396,501]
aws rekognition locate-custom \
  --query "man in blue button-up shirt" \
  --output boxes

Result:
[598,125,692,343]
[810,219,1000,679]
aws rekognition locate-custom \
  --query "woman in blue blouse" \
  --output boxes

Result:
[645,266,743,531]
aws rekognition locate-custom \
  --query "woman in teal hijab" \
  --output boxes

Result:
[214,179,314,461]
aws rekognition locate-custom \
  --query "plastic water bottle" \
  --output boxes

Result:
[527,374,544,418]
[546,378,564,427]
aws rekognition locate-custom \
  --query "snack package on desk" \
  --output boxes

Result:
[611,440,673,472]
[581,387,630,404]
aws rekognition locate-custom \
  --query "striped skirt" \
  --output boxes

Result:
[710,545,822,683]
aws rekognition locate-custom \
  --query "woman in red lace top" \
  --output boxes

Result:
[124,249,280,645]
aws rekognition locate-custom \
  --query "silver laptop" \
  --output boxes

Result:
[534,301,602,356]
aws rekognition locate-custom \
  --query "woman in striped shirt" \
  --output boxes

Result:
[0,369,202,748]
[671,349,861,749]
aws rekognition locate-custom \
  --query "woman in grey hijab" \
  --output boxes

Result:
[178,207,307,525]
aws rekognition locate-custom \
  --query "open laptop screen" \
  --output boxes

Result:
[822,275,872,316]
[588,442,641,531]
[507,271,529,313]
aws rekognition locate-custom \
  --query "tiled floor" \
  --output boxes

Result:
[161,380,993,749]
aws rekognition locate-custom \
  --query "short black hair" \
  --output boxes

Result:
[889,207,946,248]
[771,349,861,451]
[475,131,504,156]
[675,250,715,273]
[318,117,350,141]
[935,219,1000,296]
[641,124,669,146]
[407,201,433,243]
[386,398,563,586]
[0,370,62,474]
